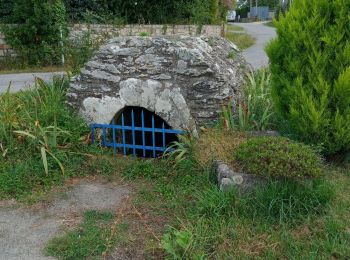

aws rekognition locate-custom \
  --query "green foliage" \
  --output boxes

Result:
[164,134,196,164]
[0,76,93,199]
[240,179,335,224]
[233,136,323,180]
[63,0,231,24]
[122,159,168,180]
[162,228,193,259]
[45,210,124,260]
[225,31,256,50]
[266,0,350,155]
[65,31,103,74]
[1,0,68,66]
[220,69,275,131]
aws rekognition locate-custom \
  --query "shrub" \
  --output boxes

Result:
[233,137,322,180]
[220,69,275,131]
[266,0,350,155]
[1,0,68,66]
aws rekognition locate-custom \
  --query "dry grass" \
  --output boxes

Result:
[193,128,248,168]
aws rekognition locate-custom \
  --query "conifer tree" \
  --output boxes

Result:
[266,0,350,155]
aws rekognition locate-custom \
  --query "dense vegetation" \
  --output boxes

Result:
[0,0,233,24]
[234,136,322,180]
[1,0,68,66]
[266,0,350,155]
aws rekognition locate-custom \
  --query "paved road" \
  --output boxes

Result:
[231,22,276,69]
[0,72,65,93]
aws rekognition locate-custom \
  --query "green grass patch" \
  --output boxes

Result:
[264,21,275,27]
[227,24,244,31]
[45,210,127,260]
[225,31,256,50]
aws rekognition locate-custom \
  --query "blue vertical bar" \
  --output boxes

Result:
[152,114,156,158]
[102,127,106,146]
[112,118,116,156]
[162,122,166,151]
[141,110,146,157]
[122,113,126,155]
[91,125,95,144]
[131,109,136,156]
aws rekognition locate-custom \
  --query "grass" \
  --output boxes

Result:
[227,24,244,31]
[0,65,65,75]
[1,76,350,258]
[225,30,256,50]
[264,21,275,27]
[45,210,128,259]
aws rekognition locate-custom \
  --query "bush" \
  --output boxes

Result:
[233,137,322,180]
[266,0,350,155]
[1,0,68,66]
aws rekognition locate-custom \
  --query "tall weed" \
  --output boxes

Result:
[220,69,275,131]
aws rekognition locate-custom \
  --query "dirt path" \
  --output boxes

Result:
[0,179,131,260]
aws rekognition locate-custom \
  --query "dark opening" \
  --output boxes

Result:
[110,106,179,157]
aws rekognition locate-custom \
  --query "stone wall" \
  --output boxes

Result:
[0,24,224,58]
[0,33,15,58]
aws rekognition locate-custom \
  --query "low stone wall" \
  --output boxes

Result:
[70,24,224,39]
[0,24,224,58]
[0,33,15,58]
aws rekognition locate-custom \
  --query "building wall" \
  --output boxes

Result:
[0,24,224,58]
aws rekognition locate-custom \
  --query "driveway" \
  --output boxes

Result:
[231,22,276,69]
[0,72,66,94]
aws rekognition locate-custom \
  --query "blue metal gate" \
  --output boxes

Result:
[90,108,183,158]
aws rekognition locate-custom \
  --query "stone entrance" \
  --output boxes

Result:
[67,36,248,132]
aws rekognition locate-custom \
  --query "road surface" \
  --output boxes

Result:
[231,22,277,69]
[0,72,65,93]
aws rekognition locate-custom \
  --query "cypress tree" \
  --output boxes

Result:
[266,0,350,155]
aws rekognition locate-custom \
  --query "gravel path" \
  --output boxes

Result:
[230,22,276,69]
[0,180,131,260]
[0,72,65,94]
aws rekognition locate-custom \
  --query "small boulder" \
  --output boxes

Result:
[214,160,266,194]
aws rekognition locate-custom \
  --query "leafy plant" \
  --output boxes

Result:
[162,228,193,259]
[164,134,196,164]
[1,0,68,66]
[266,0,350,155]
[220,69,275,131]
[138,32,150,37]
[233,136,323,180]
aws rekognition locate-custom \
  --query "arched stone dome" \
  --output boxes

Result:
[67,36,248,132]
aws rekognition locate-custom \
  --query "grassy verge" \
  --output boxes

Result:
[1,75,350,259]
[227,24,244,31]
[225,31,256,50]
[264,21,275,27]
[45,210,128,259]
[0,66,66,75]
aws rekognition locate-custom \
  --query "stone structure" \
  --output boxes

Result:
[67,36,248,132]
[214,161,267,194]
[0,33,15,58]
[0,24,224,58]
[70,24,224,39]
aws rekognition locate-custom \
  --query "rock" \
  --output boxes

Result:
[214,160,266,194]
[67,36,248,132]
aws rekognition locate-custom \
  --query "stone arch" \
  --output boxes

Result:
[80,78,196,132]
